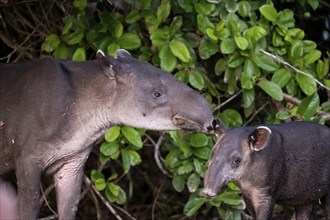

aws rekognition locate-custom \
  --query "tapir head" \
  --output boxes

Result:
[203,120,272,197]
[96,50,213,132]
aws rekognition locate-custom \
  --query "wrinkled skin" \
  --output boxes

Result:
[0,50,213,220]
[203,120,330,220]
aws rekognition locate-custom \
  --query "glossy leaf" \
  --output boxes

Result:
[189,71,205,90]
[258,80,283,101]
[237,1,251,17]
[121,126,143,148]
[184,196,206,216]
[199,38,218,60]
[118,33,141,50]
[169,40,191,62]
[304,50,322,64]
[121,149,130,173]
[95,178,106,191]
[218,109,243,127]
[172,175,185,192]
[235,35,248,50]
[100,141,120,157]
[187,173,201,193]
[259,5,277,22]
[159,45,177,72]
[190,133,208,148]
[271,68,292,88]
[105,126,121,142]
[72,47,86,62]
[252,54,279,72]
[42,34,60,52]
[157,0,171,22]
[297,93,320,120]
[296,73,317,96]
[220,39,236,54]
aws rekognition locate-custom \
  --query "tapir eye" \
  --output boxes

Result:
[232,157,241,168]
[153,91,162,98]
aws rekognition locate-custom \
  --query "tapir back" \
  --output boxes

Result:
[269,122,330,204]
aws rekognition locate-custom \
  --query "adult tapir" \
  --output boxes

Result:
[203,120,330,220]
[0,49,213,220]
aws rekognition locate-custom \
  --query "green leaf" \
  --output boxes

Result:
[114,22,124,39]
[243,59,258,78]
[150,27,170,46]
[121,126,143,148]
[241,71,253,89]
[42,34,60,52]
[159,45,177,72]
[197,15,215,35]
[54,44,68,59]
[193,147,211,160]
[184,196,206,216]
[118,33,141,50]
[121,149,130,173]
[178,161,193,175]
[290,41,304,58]
[108,182,120,197]
[259,5,277,22]
[235,36,248,50]
[100,142,120,157]
[252,54,279,72]
[157,0,171,22]
[304,50,322,64]
[215,58,228,75]
[193,158,203,176]
[243,89,255,108]
[127,150,142,166]
[276,111,291,120]
[91,170,105,182]
[297,93,320,120]
[169,40,190,62]
[187,173,201,193]
[190,133,208,148]
[271,68,292,88]
[194,1,214,16]
[73,0,87,10]
[116,187,127,205]
[228,52,244,68]
[237,1,251,17]
[95,178,107,191]
[258,80,283,101]
[218,191,242,205]
[218,109,243,127]
[296,73,317,96]
[198,38,218,60]
[276,9,294,27]
[105,126,121,142]
[64,30,84,45]
[220,39,236,54]
[126,9,141,24]
[172,175,185,192]
[72,47,86,62]
[308,0,319,10]
[189,71,205,90]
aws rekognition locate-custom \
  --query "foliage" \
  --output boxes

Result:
[37,0,329,218]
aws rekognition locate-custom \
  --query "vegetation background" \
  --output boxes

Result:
[0,0,329,219]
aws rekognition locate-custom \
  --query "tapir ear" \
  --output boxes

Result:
[96,50,117,80]
[212,119,228,138]
[115,49,131,58]
[248,126,271,152]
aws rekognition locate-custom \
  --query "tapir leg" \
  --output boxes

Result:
[294,204,313,220]
[53,151,90,220]
[324,192,330,220]
[15,159,43,220]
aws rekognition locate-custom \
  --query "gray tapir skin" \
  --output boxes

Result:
[0,49,213,220]
[203,120,330,220]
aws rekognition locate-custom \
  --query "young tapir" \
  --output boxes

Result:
[203,120,330,220]
[0,49,213,220]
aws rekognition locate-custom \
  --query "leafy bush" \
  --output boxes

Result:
[41,0,329,218]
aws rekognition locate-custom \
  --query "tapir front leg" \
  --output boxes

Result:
[16,158,43,220]
[53,151,91,220]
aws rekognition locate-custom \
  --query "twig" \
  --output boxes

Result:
[260,49,330,91]
[145,133,172,178]
[152,184,164,220]
[283,93,330,121]
[83,175,123,220]
[39,184,57,216]
[213,89,243,113]
[38,214,58,220]
[244,102,270,126]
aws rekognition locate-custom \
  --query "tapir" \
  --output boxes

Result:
[0,49,213,220]
[203,120,330,220]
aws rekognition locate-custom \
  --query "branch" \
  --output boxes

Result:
[145,133,172,178]
[283,93,330,121]
[83,175,123,220]
[213,89,243,113]
[260,49,330,91]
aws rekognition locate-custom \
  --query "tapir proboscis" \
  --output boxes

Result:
[0,49,213,220]
[203,120,330,220]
